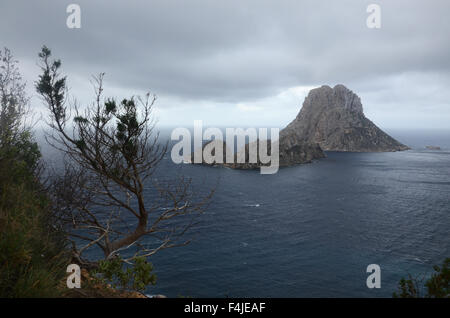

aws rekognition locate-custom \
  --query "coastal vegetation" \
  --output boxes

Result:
[393,258,449,298]
[0,46,447,298]
[35,46,212,267]
[0,47,67,297]
[0,46,212,297]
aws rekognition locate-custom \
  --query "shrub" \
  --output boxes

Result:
[393,258,450,298]
[0,161,69,297]
[91,256,157,293]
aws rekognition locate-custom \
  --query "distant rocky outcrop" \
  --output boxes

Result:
[191,84,409,171]
[281,85,410,152]
[277,135,325,166]
[192,137,324,170]
[426,145,441,150]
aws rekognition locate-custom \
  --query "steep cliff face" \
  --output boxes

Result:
[281,85,410,152]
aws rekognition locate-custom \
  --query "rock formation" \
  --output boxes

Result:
[426,146,441,150]
[277,135,325,167]
[192,138,324,169]
[281,84,409,152]
[191,84,409,170]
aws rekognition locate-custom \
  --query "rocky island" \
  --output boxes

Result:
[193,84,409,170]
[426,146,441,151]
[281,84,410,152]
[192,138,324,169]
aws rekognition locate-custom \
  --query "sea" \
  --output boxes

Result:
[40,129,450,297]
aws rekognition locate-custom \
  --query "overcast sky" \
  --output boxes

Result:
[1,0,450,129]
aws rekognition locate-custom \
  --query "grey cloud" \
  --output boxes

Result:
[1,0,450,121]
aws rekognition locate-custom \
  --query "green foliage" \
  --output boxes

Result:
[36,46,67,122]
[0,131,41,175]
[92,256,156,292]
[104,99,117,114]
[0,47,68,297]
[393,275,422,298]
[0,47,39,173]
[74,139,86,151]
[393,258,450,298]
[73,116,88,124]
[0,47,28,143]
[425,258,450,298]
[0,149,68,297]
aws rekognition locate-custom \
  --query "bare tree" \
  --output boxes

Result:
[0,47,41,174]
[36,46,213,265]
[0,47,29,147]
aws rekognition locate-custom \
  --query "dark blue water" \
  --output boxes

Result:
[40,129,450,297]
[143,130,450,297]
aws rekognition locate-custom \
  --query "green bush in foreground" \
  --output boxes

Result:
[0,148,69,297]
[91,256,157,293]
[393,258,450,298]
[0,46,68,297]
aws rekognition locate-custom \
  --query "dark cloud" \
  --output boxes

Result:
[1,0,449,127]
